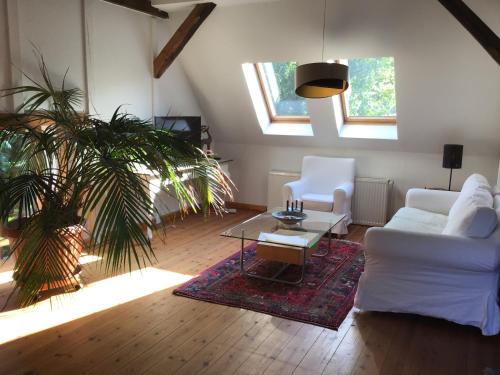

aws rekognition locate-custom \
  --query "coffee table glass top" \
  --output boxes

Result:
[221,208,345,249]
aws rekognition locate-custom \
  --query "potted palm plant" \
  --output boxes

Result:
[0,59,233,306]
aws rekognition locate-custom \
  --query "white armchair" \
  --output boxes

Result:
[282,156,355,235]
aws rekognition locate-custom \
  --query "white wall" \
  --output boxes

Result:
[173,0,500,156]
[218,142,499,214]
[0,0,12,111]
[1,0,206,215]
[86,0,153,119]
[168,0,500,212]
[2,0,499,216]
[16,0,86,101]
[1,0,204,120]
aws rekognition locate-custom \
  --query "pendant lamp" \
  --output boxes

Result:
[295,0,349,99]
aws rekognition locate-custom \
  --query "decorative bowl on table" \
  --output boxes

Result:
[272,210,308,225]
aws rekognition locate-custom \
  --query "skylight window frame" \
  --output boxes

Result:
[254,63,310,124]
[338,59,397,125]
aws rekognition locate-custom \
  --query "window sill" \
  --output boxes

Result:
[262,122,314,136]
[339,124,398,140]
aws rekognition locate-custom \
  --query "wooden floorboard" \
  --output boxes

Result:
[0,210,499,375]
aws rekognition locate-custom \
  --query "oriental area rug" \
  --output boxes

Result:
[173,239,364,330]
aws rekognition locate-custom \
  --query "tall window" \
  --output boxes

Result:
[0,134,23,255]
[255,62,309,123]
[340,57,397,124]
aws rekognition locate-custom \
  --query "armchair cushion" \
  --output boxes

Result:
[300,156,355,194]
[301,193,333,212]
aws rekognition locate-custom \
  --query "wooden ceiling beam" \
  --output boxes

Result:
[437,0,500,65]
[102,0,169,19]
[154,2,216,78]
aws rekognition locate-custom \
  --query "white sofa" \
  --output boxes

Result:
[355,174,500,335]
[282,156,355,235]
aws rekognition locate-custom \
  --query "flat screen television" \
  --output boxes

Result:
[153,116,202,149]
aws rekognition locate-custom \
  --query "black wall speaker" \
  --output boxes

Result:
[442,144,463,169]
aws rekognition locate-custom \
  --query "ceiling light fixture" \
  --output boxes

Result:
[295,0,349,99]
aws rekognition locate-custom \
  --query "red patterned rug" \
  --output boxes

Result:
[173,239,364,331]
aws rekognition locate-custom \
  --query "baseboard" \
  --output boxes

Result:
[225,202,267,212]
[156,202,267,227]
[157,208,195,226]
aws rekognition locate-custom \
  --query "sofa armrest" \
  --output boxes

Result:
[405,188,460,215]
[365,227,500,272]
[333,182,354,214]
[282,179,307,204]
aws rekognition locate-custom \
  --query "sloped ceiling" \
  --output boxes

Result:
[152,0,279,12]
[165,0,500,156]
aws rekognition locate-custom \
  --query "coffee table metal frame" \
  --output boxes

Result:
[238,227,333,285]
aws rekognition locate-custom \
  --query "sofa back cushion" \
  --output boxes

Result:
[491,195,500,243]
[493,184,500,196]
[442,174,496,238]
[495,194,500,222]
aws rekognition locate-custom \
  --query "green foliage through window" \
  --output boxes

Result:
[0,135,24,178]
[0,135,23,257]
[258,62,308,117]
[343,57,396,118]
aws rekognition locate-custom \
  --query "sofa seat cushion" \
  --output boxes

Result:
[385,207,448,235]
[301,193,333,212]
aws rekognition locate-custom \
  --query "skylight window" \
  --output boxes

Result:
[255,62,309,123]
[339,57,397,124]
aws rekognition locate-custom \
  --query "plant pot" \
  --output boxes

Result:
[0,219,27,259]
[0,219,84,293]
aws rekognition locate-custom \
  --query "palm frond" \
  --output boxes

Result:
[82,157,156,273]
[0,54,234,306]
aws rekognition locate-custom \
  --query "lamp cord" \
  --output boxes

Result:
[322,0,327,61]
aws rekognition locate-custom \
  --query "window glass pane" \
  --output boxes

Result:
[0,135,23,257]
[259,62,308,117]
[344,57,396,118]
[0,135,23,178]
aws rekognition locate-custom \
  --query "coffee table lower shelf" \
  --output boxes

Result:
[239,229,332,285]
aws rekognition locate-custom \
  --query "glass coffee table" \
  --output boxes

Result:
[221,208,345,285]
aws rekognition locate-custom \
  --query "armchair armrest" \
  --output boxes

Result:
[405,188,460,215]
[365,227,500,272]
[333,182,354,214]
[282,179,307,204]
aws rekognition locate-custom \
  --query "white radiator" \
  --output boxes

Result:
[352,177,393,226]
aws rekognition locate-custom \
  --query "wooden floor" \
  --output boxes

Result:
[0,209,499,375]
